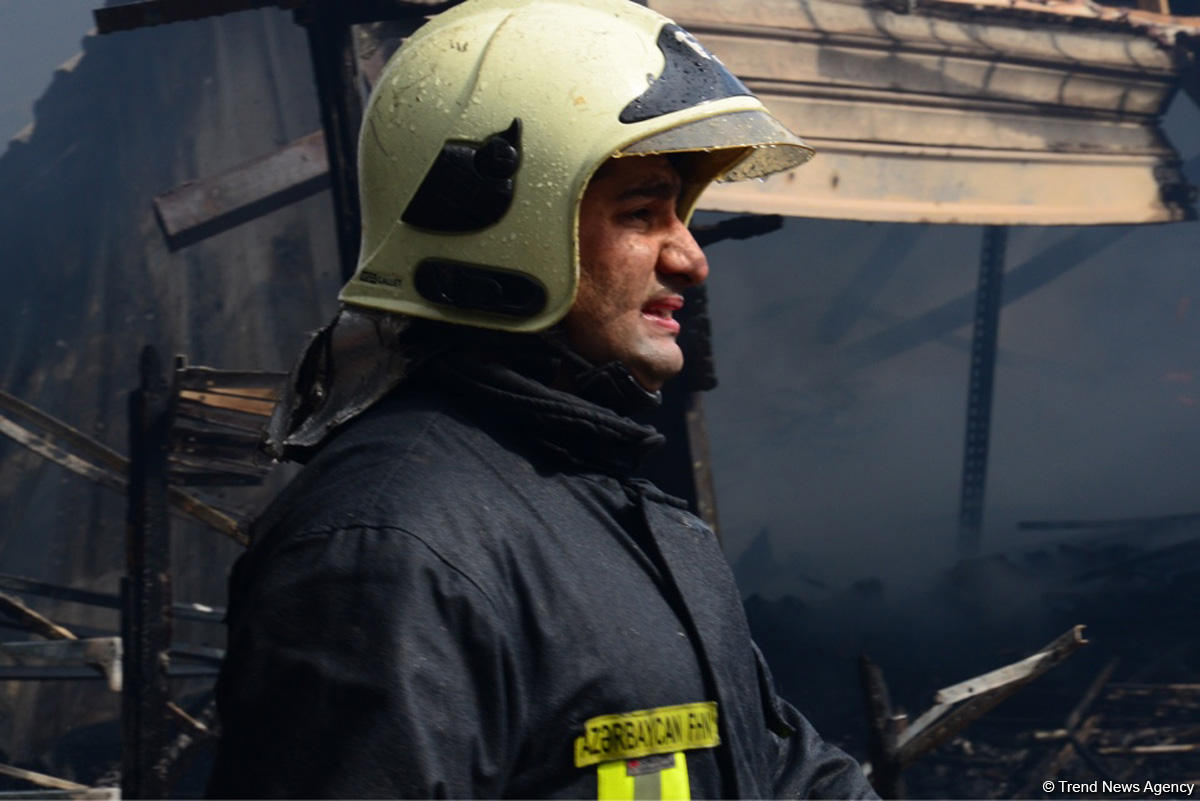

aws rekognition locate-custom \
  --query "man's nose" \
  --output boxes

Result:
[657,217,709,286]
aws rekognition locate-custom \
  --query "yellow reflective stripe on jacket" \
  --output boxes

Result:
[574,702,719,768]
[597,752,690,800]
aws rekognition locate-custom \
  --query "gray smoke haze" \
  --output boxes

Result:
[701,93,1200,597]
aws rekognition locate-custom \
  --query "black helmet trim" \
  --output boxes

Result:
[619,24,752,124]
[414,258,548,318]
[402,119,523,232]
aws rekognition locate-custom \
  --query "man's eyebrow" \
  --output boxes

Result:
[615,179,681,202]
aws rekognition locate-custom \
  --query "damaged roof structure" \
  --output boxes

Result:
[669,0,1199,224]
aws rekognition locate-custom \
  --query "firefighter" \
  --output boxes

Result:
[208,0,876,797]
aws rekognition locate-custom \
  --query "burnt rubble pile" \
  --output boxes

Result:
[746,521,1200,799]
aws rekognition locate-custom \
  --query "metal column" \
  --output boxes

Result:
[297,2,365,282]
[957,226,1007,557]
[122,347,173,798]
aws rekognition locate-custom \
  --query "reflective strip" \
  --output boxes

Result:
[574,702,719,767]
[598,752,690,801]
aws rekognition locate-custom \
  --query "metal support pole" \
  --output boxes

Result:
[957,226,1007,557]
[298,1,365,282]
[684,393,720,537]
[122,346,173,799]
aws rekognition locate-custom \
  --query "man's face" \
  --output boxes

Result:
[564,155,709,392]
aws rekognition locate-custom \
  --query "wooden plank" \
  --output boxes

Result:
[95,0,458,36]
[894,626,1087,766]
[933,625,1087,705]
[174,366,287,393]
[167,470,265,487]
[1065,658,1119,731]
[0,638,122,692]
[0,574,225,623]
[171,432,266,463]
[0,390,126,474]
[153,131,330,250]
[0,405,246,545]
[1097,743,1200,755]
[0,764,88,793]
[0,593,76,641]
[173,406,271,437]
[177,389,276,417]
[0,415,125,494]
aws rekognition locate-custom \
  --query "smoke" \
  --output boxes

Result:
[701,92,1200,599]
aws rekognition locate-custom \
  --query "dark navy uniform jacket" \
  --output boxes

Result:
[207,351,877,799]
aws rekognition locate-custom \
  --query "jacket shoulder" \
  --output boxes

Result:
[242,385,552,600]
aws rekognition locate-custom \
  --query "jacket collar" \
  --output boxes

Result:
[430,345,665,477]
[268,308,666,474]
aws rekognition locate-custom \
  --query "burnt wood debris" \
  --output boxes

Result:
[0,0,1197,796]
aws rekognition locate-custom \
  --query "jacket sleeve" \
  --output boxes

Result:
[753,644,879,800]
[207,525,522,799]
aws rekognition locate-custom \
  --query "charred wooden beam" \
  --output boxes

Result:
[860,654,907,798]
[1097,743,1200,755]
[0,390,246,544]
[0,390,126,474]
[0,664,218,681]
[0,763,96,794]
[0,573,223,623]
[1108,683,1200,693]
[933,629,1092,706]
[96,0,459,35]
[1019,659,1118,797]
[1065,658,1120,732]
[94,0,303,34]
[0,592,77,642]
[168,361,285,486]
[0,638,122,692]
[157,698,218,786]
[153,131,330,250]
[174,366,289,393]
[893,625,1087,768]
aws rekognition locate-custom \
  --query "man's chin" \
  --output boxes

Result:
[627,347,684,392]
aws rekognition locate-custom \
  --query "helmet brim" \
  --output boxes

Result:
[615,109,815,182]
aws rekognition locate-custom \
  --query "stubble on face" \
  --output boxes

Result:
[564,155,708,392]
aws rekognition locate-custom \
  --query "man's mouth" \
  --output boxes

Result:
[641,296,684,333]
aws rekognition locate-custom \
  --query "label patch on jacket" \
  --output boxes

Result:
[597,752,690,800]
[574,702,719,768]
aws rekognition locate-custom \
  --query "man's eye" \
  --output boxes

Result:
[623,208,654,223]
